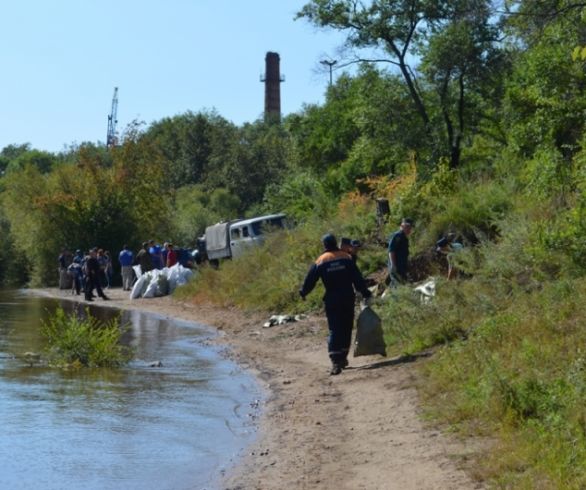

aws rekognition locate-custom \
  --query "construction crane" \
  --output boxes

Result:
[106,87,119,148]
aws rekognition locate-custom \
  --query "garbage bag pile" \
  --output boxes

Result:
[130,264,194,299]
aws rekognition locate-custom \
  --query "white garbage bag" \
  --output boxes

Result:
[155,274,170,296]
[130,273,149,299]
[167,264,180,292]
[176,265,193,286]
[143,270,162,298]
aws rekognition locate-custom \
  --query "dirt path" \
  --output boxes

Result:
[35,288,483,490]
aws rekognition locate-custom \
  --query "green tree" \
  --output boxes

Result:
[285,67,427,194]
[171,185,241,245]
[4,148,57,174]
[144,111,238,189]
[297,0,503,169]
[420,2,503,168]
[210,121,288,211]
[1,126,172,285]
[503,1,586,160]
[286,75,361,173]
[0,143,31,175]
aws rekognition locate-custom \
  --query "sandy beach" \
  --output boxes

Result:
[35,287,483,490]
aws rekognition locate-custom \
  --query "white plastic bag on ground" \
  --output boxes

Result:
[176,265,193,287]
[130,273,148,299]
[155,274,169,296]
[143,270,162,298]
[354,305,387,357]
[413,278,436,304]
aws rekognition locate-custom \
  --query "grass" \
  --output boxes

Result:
[416,276,586,488]
[175,170,586,488]
[174,215,368,313]
[42,307,133,368]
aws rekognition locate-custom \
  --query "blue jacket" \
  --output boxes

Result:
[119,249,134,267]
[300,249,371,303]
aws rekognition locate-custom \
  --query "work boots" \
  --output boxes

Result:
[330,363,342,375]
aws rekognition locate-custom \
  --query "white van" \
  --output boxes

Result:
[204,213,286,260]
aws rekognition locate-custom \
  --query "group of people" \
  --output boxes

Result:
[130,241,180,287]
[58,248,112,302]
[300,217,461,376]
[58,240,182,299]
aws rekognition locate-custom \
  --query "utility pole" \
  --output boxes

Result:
[320,59,337,86]
[106,87,119,148]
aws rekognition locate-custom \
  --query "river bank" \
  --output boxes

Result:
[34,287,483,490]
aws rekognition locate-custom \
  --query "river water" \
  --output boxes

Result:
[0,290,261,490]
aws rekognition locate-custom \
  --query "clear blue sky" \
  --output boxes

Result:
[0,1,348,153]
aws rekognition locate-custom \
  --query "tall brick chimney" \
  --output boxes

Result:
[262,52,284,123]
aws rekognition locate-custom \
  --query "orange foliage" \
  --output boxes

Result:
[337,189,370,220]
[338,155,418,216]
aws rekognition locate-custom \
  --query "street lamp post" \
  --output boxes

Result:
[320,59,337,86]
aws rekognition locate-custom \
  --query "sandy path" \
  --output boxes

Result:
[35,288,483,490]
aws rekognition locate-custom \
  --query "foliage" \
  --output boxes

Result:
[503,10,586,164]
[1,131,171,285]
[297,0,504,168]
[144,113,288,213]
[287,76,359,169]
[0,206,30,285]
[171,185,241,245]
[144,110,236,189]
[42,307,133,368]
[261,170,334,221]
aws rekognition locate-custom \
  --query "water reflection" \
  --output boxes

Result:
[0,290,259,490]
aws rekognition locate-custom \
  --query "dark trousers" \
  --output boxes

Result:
[85,274,106,300]
[72,273,82,295]
[324,298,355,365]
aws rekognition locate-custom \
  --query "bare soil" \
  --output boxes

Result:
[36,288,484,490]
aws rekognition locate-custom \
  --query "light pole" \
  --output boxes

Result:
[320,59,337,86]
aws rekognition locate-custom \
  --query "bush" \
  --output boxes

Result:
[42,308,133,368]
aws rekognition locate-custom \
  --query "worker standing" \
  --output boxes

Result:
[119,244,134,291]
[388,218,414,286]
[299,234,372,375]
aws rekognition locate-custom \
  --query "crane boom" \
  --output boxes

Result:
[106,87,119,147]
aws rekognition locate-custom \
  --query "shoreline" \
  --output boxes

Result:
[33,287,483,490]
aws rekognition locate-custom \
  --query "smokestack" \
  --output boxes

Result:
[262,51,284,123]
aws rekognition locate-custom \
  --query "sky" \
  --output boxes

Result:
[0,1,350,153]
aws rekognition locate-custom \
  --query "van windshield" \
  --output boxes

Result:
[251,217,285,236]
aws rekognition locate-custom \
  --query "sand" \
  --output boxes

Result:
[35,288,483,490]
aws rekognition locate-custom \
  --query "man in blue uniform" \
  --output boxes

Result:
[300,234,372,375]
[388,218,414,286]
